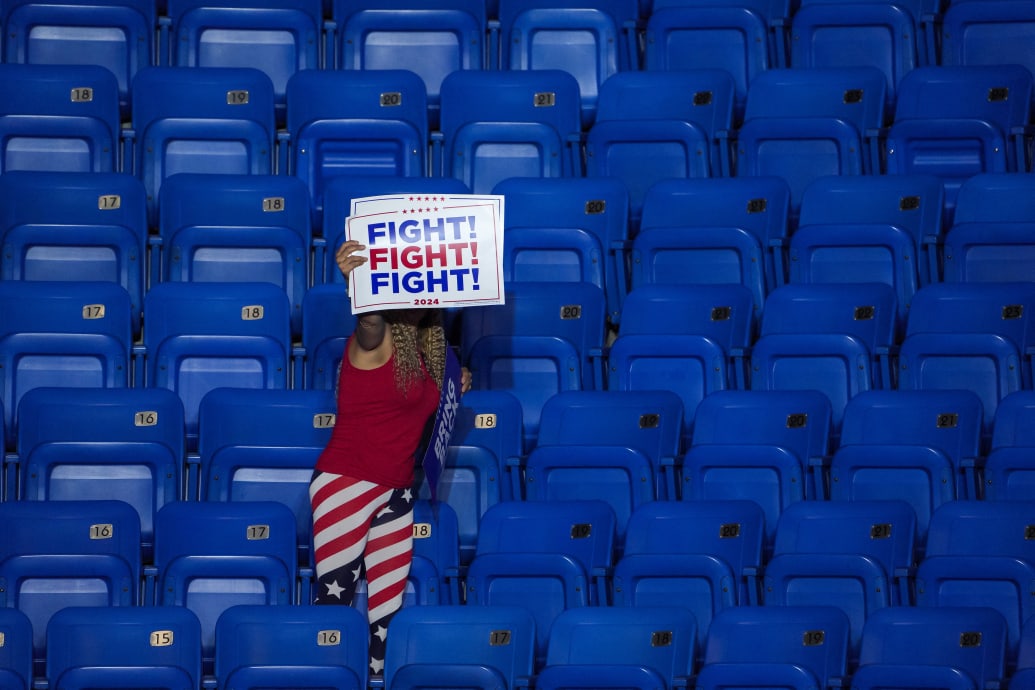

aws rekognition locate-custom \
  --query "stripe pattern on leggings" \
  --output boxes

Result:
[310,470,414,673]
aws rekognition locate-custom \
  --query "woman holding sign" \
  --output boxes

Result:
[309,239,470,677]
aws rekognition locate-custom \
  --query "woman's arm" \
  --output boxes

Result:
[336,239,389,352]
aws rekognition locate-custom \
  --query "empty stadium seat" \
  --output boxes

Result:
[762,499,918,664]
[464,500,617,665]
[0,608,32,690]
[298,284,357,390]
[384,605,536,690]
[735,66,888,221]
[535,607,698,690]
[1011,616,1035,690]
[141,281,293,452]
[792,173,946,325]
[883,64,1033,222]
[284,69,430,227]
[46,605,202,690]
[330,0,487,131]
[535,389,685,500]
[435,69,582,193]
[157,172,312,338]
[152,500,298,675]
[449,388,524,514]
[130,65,276,225]
[984,390,1035,501]
[0,0,156,119]
[164,0,323,126]
[0,170,148,336]
[852,606,1008,690]
[493,176,630,326]
[16,386,186,564]
[643,0,793,121]
[633,176,793,314]
[494,0,639,128]
[0,280,132,451]
[214,604,368,690]
[695,606,851,690]
[0,62,120,173]
[0,500,141,677]
[585,70,736,232]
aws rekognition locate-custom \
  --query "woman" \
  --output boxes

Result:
[308,239,470,676]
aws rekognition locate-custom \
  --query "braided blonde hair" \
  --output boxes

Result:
[389,311,446,395]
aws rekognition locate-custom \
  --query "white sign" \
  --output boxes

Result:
[346,193,505,314]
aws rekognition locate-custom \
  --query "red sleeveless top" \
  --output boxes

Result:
[316,336,440,488]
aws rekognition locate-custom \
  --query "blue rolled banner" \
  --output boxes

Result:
[421,346,462,502]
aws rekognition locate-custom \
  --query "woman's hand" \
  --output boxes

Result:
[335,239,367,280]
[461,367,472,395]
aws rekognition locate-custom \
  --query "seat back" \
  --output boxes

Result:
[332,0,487,130]
[166,0,323,126]
[158,172,312,338]
[0,608,32,690]
[0,170,148,336]
[46,605,201,690]
[142,281,292,451]
[0,0,156,119]
[299,284,357,390]
[0,500,141,676]
[214,604,368,690]
[16,386,185,562]
[131,65,276,225]
[437,69,582,193]
[286,68,429,225]
[0,62,120,174]
[0,280,132,450]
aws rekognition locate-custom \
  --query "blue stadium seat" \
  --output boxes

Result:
[643,0,794,121]
[762,500,918,665]
[585,70,736,232]
[535,607,698,690]
[0,280,132,451]
[897,281,1035,449]
[634,176,792,313]
[197,387,336,567]
[384,605,536,690]
[695,606,851,690]
[788,0,933,110]
[465,500,617,666]
[164,0,323,127]
[16,386,186,564]
[494,0,639,129]
[0,608,32,690]
[686,388,833,511]
[493,176,630,327]
[852,606,1008,690]
[435,69,582,193]
[0,170,148,337]
[319,174,470,281]
[46,605,202,690]
[943,172,1035,283]
[1011,617,1035,690]
[157,172,312,338]
[915,500,1035,674]
[153,500,298,675]
[613,500,764,642]
[749,282,898,437]
[0,62,120,173]
[735,66,888,222]
[460,281,608,449]
[0,500,141,677]
[284,69,430,227]
[130,65,276,225]
[331,0,487,131]
[214,604,368,690]
[141,281,293,452]
[883,64,1033,223]
[450,387,524,508]
[793,173,946,326]
[985,390,1035,501]
[299,284,357,390]
[0,0,156,119]
[535,389,685,501]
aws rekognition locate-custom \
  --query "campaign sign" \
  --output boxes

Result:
[345,193,505,314]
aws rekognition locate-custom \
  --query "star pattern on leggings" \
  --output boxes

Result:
[324,579,345,599]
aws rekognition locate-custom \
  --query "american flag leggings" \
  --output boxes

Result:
[309,470,414,675]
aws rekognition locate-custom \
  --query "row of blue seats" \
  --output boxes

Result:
[8,600,1030,690]
[3,496,1035,688]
